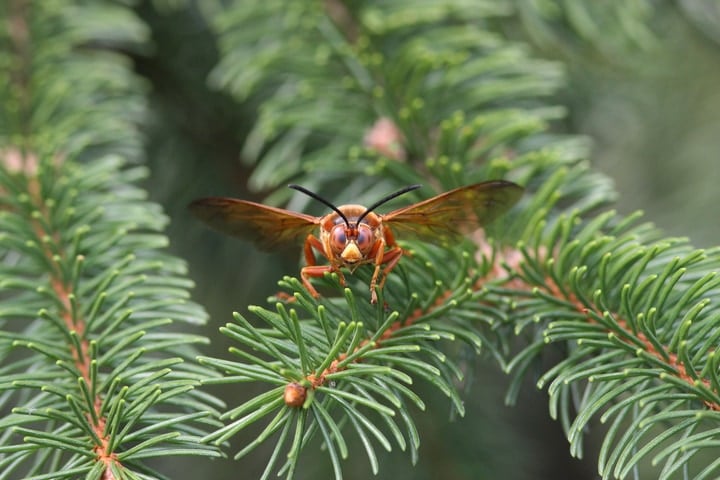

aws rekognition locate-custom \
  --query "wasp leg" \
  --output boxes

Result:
[301,234,349,298]
[304,234,325,266]
[369,246,403,304]
[301,265,345,298]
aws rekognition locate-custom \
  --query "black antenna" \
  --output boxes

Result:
[356,184,422,225]
[288,184,350,227]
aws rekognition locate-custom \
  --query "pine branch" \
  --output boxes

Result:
[0,2,222,479]
[501,207,720,477]
[193,1,720,479]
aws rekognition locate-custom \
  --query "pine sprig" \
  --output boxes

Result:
[0,1,222,478]
[499,206,720,477]
[197,212,559,478]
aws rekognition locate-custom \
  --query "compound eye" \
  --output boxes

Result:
[356,226,373,252]
[330,226,347,251]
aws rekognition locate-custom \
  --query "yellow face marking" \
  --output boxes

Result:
[341,242,362,264]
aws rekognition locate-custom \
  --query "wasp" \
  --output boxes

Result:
[190,181,522,303]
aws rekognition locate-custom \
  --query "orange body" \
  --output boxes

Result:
[303,205,403,303]
[189,181,523,303]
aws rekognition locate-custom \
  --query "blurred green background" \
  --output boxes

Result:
[130,1,720,478]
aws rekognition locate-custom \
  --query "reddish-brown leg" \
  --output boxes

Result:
[300,235,346,298]
[303,235,325,266]
[300,265,346,298]
[369,245,403,304]
[300,265,332,298]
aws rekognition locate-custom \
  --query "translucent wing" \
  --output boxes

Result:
[382,181,522,241]
[189,197,320,251]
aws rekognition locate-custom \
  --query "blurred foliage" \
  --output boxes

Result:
[510,0,720,247]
